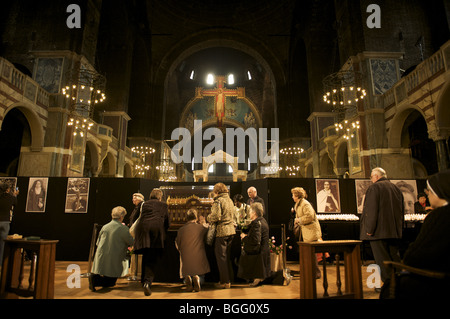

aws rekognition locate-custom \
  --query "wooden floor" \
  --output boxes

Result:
[48,261,380,300]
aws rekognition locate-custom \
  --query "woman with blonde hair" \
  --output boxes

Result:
[291,187,322,279]
[207,182,236,288]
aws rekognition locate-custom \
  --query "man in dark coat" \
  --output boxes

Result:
[134,188,169,296]
[238,202,271,287]
[360,167,404,286]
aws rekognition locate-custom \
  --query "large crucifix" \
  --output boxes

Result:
[197,75,245,127]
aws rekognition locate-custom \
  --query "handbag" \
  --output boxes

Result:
[206,223,216,246]
[288,209,301,238]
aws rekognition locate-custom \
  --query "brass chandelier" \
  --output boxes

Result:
[323,70,364,140]
[62,68,106,136]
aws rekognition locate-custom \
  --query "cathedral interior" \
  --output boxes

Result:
[0,0,449,182]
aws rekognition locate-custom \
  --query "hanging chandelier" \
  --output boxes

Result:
[334,119,360,140]
[131,146,156,158]
[322,70,366,110]
[131,145,155,177]
[280,147,304,155]
[323,70,365,140]
[62,68,106,136]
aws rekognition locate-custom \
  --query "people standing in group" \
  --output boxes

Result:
[89,206,134,292]
[0,182,18,263]
[207,182,236,289]
[291,187,322,279]
[133,188,170,296]
[175,209,210,292]
[247,186,267,221]
[360,167,404,291]
[237,202,271,287]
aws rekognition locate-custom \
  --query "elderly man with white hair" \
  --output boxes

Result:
[360,167,404,292]
[128,192,145,227]
[89,206,134,292]
[247,186,267,221]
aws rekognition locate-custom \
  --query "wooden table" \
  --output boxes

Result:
[298,240,363,299]
[0,239,59,299]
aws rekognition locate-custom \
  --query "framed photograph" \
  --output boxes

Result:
[391,180,418,215]
[65,178,90,213]
[26,177,48,212]
[315,179,341,213]
[355,179,372,214]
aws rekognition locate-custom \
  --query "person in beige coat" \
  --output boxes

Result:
[291,187,322,279]
[207,182,236,288]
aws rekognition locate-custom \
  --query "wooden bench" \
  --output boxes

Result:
[0,239,58,299]
[298,240,363,299]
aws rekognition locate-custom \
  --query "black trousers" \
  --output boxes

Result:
[214,235,235,283]
[141,248,163,285]
[370,239,401,282]
[91,274,117,288]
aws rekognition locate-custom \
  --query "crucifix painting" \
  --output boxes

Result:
[197,75,245,127]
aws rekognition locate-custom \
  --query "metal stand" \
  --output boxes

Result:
[281,223,292,285]
[81,223,102,278]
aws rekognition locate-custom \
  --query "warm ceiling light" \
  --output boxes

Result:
[206,73,214,85]
[228,74,235,85]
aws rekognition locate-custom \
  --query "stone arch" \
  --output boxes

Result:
[434,80,450,138]
[320,153,335,177]
[84,139,100,177]
[99,152,116,177]
[305,163,313,178]
[387,104,426,148]
[1,104,44,151]
[156,30,286,135]
[123,162,133,178]
[335,141,349,176]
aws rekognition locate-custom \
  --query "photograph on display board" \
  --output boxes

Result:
[391,180,418,215]
[0,177,17,192]
[26,177,48,212]
[65,178,90,213]
[355,179,372,214]
[315,179,341,213]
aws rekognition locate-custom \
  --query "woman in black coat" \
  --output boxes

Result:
[133,188,169,296]
[237,202,271,287]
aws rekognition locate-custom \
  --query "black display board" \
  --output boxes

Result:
[9,177,425,262]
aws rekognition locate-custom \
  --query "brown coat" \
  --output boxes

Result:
[175,221,210,277]
[294,198,322,242]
